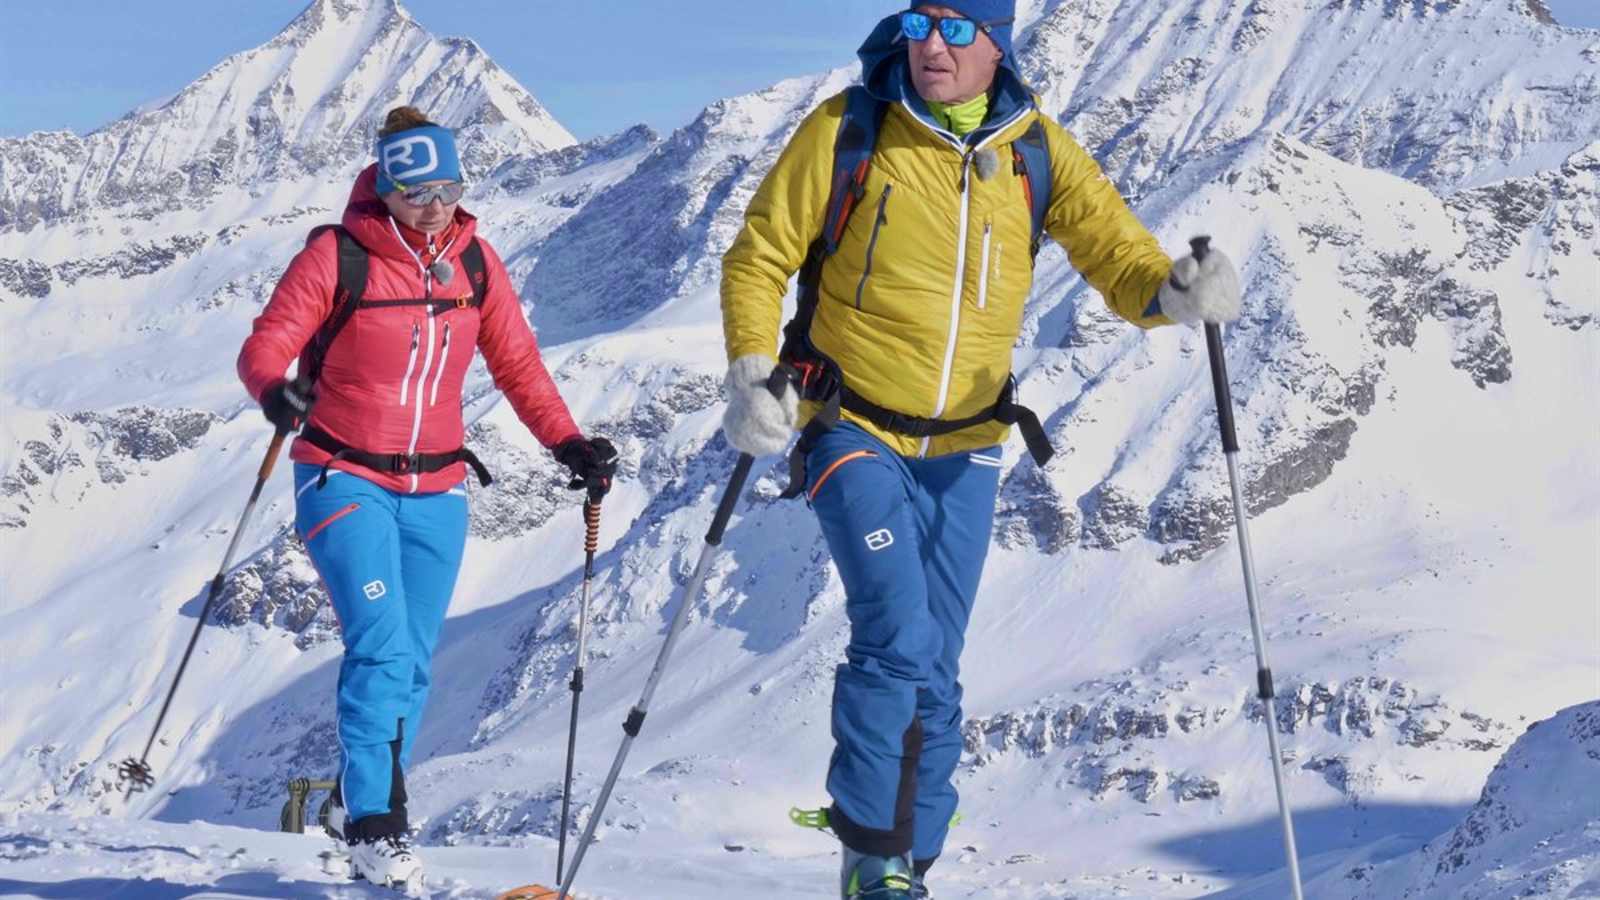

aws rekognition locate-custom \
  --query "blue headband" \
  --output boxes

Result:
[374,125,462,195]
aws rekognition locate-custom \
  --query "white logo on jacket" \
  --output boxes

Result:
[864,528,894,552]
[382,136,440,182]
[363,580,387,601]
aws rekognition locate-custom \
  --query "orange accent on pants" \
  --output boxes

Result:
[809,450,878,500]
[305,502,359,541]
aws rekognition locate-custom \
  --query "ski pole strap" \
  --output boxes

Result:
[301,425,493,488]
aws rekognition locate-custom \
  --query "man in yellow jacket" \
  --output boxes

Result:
[720,4,1241,897]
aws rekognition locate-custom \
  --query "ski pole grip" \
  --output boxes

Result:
[256,430,289,483]
[1189,235,1240,455]
[583,501,601,555]
[706,453,755,546]
[1205,325,1239,455]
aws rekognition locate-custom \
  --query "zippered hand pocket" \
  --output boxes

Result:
[854,184,893,311]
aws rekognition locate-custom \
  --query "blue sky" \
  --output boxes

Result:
[2,0,1597,140]
[0,1,886,140]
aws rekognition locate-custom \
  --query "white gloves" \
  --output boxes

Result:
[1158,246,1242,324]
[722,354,798,457]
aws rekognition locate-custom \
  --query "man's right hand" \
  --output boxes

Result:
[260,378,315,433]
[722,354,798,457]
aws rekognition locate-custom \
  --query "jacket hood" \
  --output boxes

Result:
[856,11,1034,143]
[341,164,479,262]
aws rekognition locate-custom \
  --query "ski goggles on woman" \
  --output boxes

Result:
[399,181,466,207]
[899,10,1011,47]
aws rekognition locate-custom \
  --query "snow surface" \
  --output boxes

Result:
[1,0,1597,897]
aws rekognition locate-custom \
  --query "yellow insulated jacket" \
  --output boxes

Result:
[722,84,1173,459]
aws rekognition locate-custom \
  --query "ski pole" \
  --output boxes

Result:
[556,369,785,899]
[119,421,295,798]
[556,490,603,884]
[1187,235,1305,900]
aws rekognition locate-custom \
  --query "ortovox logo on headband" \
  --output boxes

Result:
[382,135,440,182]
[864,528,894,552]
[363,579,387,601]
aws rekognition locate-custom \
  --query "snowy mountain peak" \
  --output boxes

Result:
[0,0,573,233]
[270,0,407,49]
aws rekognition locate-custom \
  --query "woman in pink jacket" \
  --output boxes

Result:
[237,106,613,890]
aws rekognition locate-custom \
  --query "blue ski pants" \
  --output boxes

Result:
[293,464,467,840]
[804,424,1001,865]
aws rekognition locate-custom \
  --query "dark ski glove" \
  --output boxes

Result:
[260,378,315,433]
[555,436,618,499]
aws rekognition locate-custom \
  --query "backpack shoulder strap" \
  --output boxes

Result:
[1011,116,1053,257]
[302,225,369,385]
[782,86,890,365]
[458,237,488,308]
[819,85,891,257]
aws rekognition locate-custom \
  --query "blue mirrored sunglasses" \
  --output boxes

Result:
[400,182,466,207]
[900,10,1010,48]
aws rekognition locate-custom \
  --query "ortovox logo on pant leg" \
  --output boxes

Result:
[363,580,387,601]
[864,528,894,552]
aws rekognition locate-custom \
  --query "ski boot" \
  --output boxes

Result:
[910,874,932,898]
[841,846,916,899]
[349,832,425,895]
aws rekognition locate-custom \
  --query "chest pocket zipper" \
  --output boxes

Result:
[429,322,452,406]
[854,184,893,310]
[977,220,994,310]
[398,323,421,406]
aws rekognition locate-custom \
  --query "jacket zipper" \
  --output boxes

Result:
[385,217,457,493]
[854,184,893,310]
[977,220,993,311]
[429,322,451,406]
[926,152,975,457]
[405,311,437,493]
[897,103,1029,457]
[398,324,421,405]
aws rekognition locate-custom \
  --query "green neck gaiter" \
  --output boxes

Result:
[927,93,990,136]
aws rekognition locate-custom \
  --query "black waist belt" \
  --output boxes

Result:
[779,373,1054,500]
[301,425,492,490]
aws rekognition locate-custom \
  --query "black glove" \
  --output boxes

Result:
[260,378,315,433]
[555,436,618,499]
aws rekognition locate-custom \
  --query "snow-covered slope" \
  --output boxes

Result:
[1020,0,1600,191]
[0,704,1592,898]
[1217,701,1600,899]
[1,0,1596,897]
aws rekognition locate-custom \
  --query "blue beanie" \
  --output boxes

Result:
[374,124,463,195]
[908,0,1017,69]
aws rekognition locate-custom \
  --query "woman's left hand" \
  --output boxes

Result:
[555,436,619,498]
